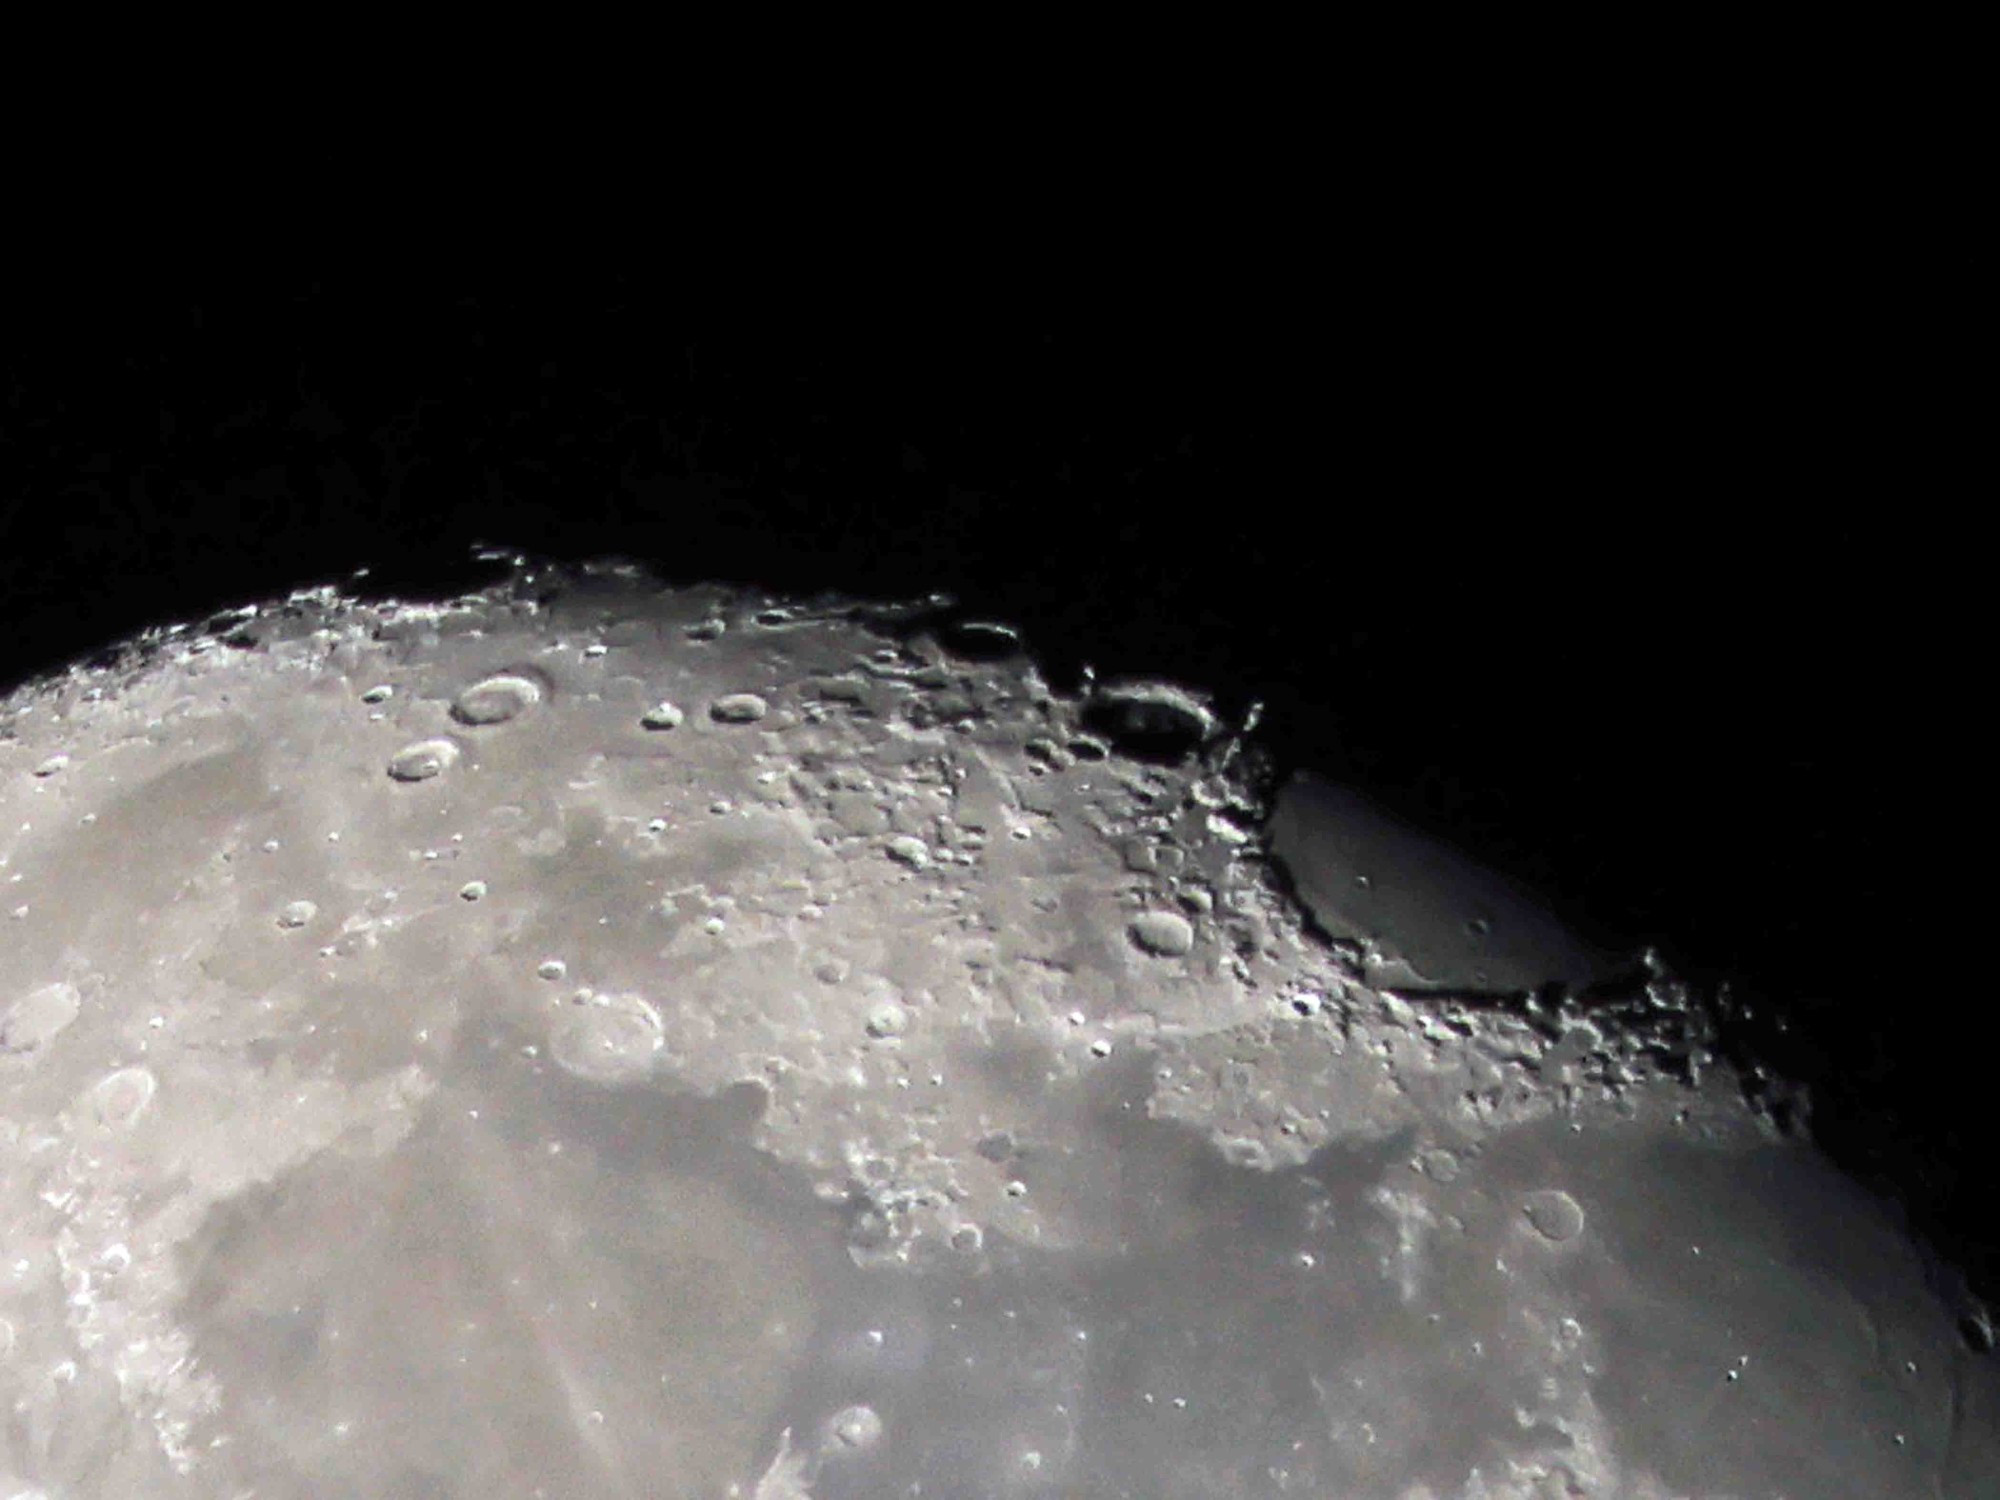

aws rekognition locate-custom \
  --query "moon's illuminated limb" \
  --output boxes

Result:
[0,559,1991,1497]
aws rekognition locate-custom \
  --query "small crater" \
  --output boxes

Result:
[549,992,664,1084]
[826,1403,884,1451]
[89,1066,158,1128]
[1959,1308,1996,1355]
[1129,910,1196,958]
[1523,1189,1586,1243]
[1417,1148,1460,1183]
[387,738,462,782]
[865,1002,910,1039]
[709,693,769,724]
[1,982,82,1056]
[449,671,547,726]
[1080,684,1213,763]
[938,619,1024,661]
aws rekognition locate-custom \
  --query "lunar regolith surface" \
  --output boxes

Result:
[0,558,1992,1497]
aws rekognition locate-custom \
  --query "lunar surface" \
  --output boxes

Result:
[0,557,1991,1497]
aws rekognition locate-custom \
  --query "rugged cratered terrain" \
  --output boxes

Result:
[0,558,1992,1498]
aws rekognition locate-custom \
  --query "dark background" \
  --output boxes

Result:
[1,144,1982,1323]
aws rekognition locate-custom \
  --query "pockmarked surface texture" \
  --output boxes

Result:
[0,561,1992,1497]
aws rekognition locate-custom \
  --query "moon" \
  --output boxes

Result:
[0,557,1991,1497]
